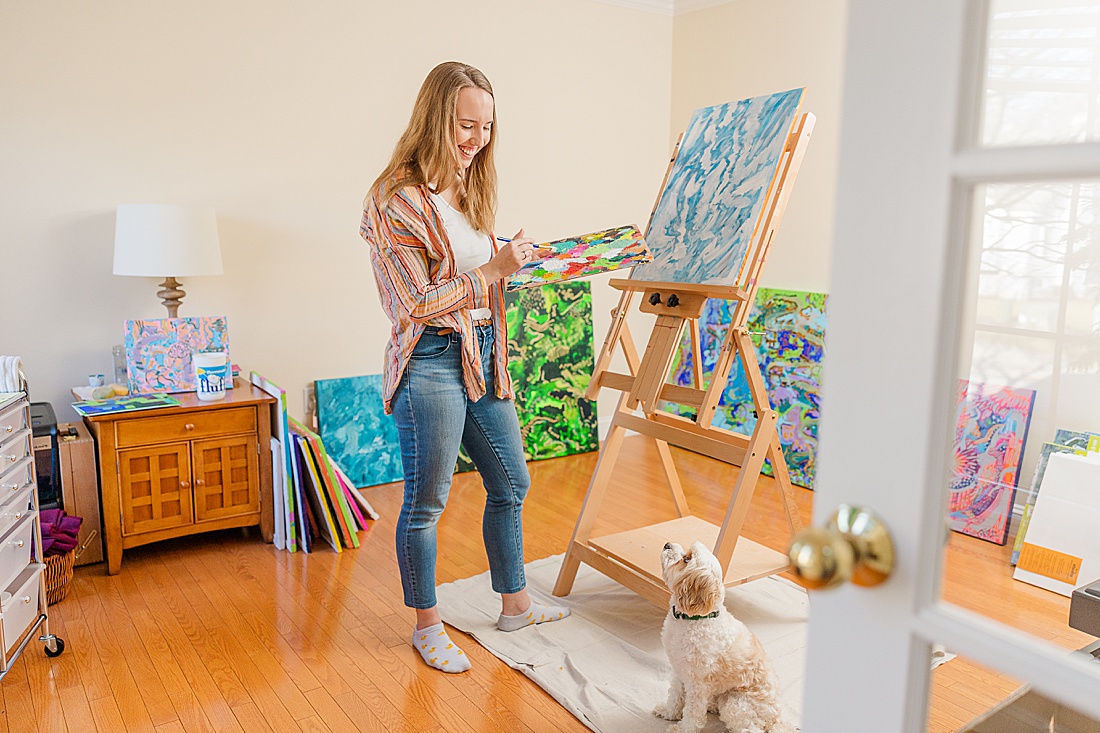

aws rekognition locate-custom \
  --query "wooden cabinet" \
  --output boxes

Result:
[84,382,275,574]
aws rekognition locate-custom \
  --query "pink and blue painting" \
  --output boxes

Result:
[665,288,826,489]
[634,89,804,286]
[948,380,1036,545]
[123,317,230,394]
[315,374,403,489]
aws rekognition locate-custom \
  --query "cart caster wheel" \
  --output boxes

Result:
[44,638,65,658]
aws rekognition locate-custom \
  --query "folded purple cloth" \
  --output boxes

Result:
[47,538,78,554]
[40,538,55,555]
[40,509,63,525]
[58,516,82,534]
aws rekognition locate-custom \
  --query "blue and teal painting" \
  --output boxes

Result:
[315,374,403,488]
[635,89,804,286]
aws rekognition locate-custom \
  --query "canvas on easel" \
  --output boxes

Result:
[553,89,814,608]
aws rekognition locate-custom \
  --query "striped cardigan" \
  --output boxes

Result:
[361,176,512,414]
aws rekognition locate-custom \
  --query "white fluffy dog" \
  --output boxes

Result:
[654,541,793,733]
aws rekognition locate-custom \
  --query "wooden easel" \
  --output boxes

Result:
[553,112,816,608]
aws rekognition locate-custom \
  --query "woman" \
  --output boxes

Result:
[360,61,569,674]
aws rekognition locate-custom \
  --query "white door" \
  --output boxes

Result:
[802,0,1100,730]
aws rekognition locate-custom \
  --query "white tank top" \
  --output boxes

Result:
[430,192,492,320]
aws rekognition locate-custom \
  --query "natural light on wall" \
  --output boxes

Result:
[963,0,1100,496]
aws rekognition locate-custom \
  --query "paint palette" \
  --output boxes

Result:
[504,225,651,291]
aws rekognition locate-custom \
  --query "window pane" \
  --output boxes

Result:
[928,651,1100,732]
[981,0,1100,146]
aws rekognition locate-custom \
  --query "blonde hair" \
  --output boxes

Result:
[370,61,497,233]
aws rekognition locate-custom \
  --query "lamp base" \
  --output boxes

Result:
[157,277,185,318]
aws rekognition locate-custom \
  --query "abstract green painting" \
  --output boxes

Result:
[458,281,598,471]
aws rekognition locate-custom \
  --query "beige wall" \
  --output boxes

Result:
[2,0,847,435]
[0,0,672,423]
[672,0,848,294]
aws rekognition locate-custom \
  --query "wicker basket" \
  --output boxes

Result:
[44,550,76,605]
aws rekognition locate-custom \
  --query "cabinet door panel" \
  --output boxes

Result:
[118,444,193,536]
[193,436,259,523]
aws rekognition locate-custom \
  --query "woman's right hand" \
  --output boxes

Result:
[481,229,536,281]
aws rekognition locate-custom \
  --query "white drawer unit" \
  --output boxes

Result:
[0,483,34,537]
[0,391,65,678]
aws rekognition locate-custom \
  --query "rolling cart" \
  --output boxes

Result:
[0,373,66,680]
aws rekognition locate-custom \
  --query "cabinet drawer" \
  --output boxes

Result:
[0,512,36,593]
[0,456,32,493]
[0,484,34,538]
[116,407,257,447]
[0,403,27,448]
[0,431,30,473]
[1,564,43,657]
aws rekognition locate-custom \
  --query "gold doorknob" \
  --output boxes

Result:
[787,504,895,590]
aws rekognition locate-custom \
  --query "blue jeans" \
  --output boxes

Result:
[392,324,530,609]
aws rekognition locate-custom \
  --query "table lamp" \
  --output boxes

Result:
[113,204,223,318]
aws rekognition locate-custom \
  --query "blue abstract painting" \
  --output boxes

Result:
[315,374,403,489]
[635,89,804,286]
[664,288,826,488]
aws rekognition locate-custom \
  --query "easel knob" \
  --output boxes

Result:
[666,294,680,307]
[648,292,662,306]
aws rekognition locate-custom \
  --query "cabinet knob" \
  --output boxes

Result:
[195,479,206,487]
[180,480,191,489]
[5,455,15,464]
[3,424,12,433]
[2,483,17,492]
[20,596,31,604]
[184,423,195,431]
[7,540,23,549]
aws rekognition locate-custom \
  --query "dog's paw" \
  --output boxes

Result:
[653,704,680,720]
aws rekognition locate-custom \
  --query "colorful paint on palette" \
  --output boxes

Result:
[948,380,1036,545]
[505,225,651,291]
[459,281,599,471]
[123,317,231,394]
[635,89,804,287]
[664,288,826,489]
[315,374,403,489]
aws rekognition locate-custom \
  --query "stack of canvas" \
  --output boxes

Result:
[1013,452,1100,596]
[251,371,377,553]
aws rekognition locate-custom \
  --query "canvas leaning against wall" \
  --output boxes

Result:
[665,288,826,489]
[319,281,599,486]
[459,280,599,472]
[948,380,1036,545]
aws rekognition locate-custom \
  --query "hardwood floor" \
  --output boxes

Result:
[2,436,1089,732]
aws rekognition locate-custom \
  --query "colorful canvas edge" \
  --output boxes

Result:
[290,425,341,553]
[251,371,297,552]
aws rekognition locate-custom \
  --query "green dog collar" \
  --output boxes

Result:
[672,607,720,621]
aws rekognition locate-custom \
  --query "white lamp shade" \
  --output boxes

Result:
[113,204,223,277]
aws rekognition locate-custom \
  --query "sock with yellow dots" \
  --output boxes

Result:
[497,601,571,632]
[412,623,471,673]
